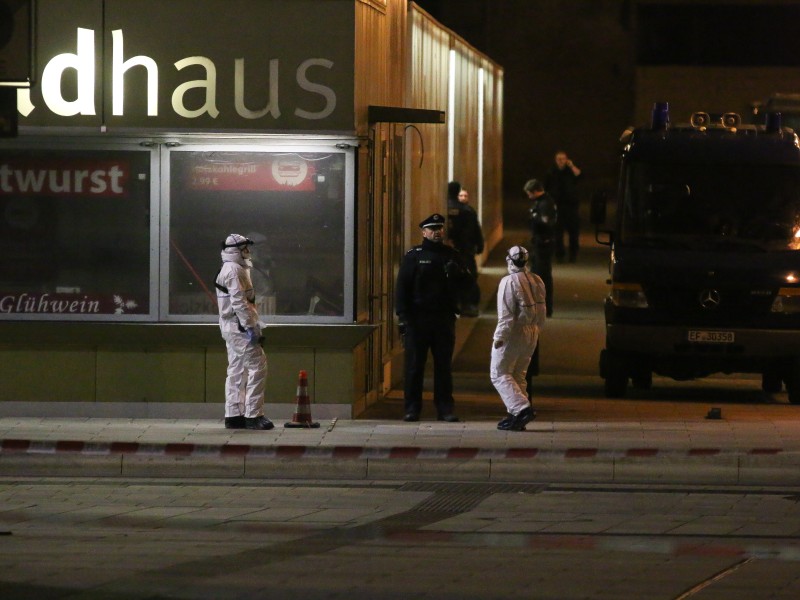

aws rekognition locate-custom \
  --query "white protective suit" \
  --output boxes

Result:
[490,250,547,416]
[216,235,267,419]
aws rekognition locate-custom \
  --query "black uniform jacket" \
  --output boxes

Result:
[395,238,468,321]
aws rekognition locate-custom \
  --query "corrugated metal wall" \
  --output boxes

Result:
[406,3,504,253]
[352,0,504,410]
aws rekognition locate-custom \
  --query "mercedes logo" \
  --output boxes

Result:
[699,289,721,309]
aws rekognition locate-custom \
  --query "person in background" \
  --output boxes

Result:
[215,234,273,430]
[447,181,484,317]
[491,245,546,431]
[524,178,556,317]
[395,213,469,423]
[544,151,582,263]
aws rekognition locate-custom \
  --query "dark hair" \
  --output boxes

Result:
[447,180,461,200]
[523,178,543,193]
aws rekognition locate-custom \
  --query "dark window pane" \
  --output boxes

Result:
[0,149,151,317]
[637,4,800,66]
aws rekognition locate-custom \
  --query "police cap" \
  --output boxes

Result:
[419,213,446,229]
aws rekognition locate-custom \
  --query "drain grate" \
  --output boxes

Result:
[400,482,546,514]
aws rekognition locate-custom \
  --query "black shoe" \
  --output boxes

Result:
[245,416,274,430]
[403,412,420,422]
[496,413,514,430]
[498,406,535,431]
[224,416,246,429]
[438,414,460,422]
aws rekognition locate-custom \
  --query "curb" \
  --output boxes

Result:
[0,438,791,459]
[3,439,800,485]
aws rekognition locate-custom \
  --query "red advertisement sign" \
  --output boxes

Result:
[0,159,131,197]
[188,156,317,192]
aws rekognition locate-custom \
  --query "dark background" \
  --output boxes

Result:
[414,0,800,203]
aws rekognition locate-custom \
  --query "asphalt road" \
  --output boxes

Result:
[1,478,799,599]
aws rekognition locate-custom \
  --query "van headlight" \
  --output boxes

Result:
[610,282,649,308]
[771,287,800,313]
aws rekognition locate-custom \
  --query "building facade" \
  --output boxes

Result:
[0,0,503,418]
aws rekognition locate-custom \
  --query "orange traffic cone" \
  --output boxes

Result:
[284,370,320,428]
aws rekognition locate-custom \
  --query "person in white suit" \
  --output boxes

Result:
[215,233,273,430]
[490,246,547,431]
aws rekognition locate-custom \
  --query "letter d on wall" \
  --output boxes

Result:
[0,0,35,86]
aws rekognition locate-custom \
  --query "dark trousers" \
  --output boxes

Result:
[531,242,554,317]
[403,312,456,416]
[457,251,480,309]
[555,210,580,261]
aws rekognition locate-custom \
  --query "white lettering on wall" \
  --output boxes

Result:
[0,293,101,314]
[112,29,159,116]
[22,28,340,124]
[0,164,125,195]
[295,58,336,120]
[41,27,96,117]
[235,58,281,119]
[172,57,219,118]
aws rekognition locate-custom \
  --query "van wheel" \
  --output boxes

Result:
[762,370,783,394]
[786,361,800,404]
[602,350,628,398]
[631,370,652,390]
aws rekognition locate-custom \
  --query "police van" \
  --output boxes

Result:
[593,102,800,403]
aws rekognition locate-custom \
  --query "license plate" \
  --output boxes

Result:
[688,330,735,343]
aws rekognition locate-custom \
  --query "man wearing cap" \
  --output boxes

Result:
[395,213,469,422]
[215,233,273,430]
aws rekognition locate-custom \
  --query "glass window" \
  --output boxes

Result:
[166,147,353,323]
[0,146,154,319]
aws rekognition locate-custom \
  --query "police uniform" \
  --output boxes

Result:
[395,213,466,422]
[528,187,557,317]
[447,196,484,316]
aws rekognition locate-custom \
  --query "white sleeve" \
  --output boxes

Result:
[225,266,258,328]
[493,276,515,341]
[528,272,547,329]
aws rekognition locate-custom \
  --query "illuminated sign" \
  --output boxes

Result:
[187,156,316,191]
[19,0,355,131]
[0,159,130,196]
[0,292,145,315]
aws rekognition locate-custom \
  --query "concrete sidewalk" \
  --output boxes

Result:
[3,389,800,485]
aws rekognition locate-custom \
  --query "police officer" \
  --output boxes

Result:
[215,234,273,430]
[525,178,557,317]
[396,213,469,422]
[447,182,484,317]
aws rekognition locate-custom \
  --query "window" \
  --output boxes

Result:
[0,144,155,319]
[165,145,354,323]
[0,138,356,323]
[637,4,800,66]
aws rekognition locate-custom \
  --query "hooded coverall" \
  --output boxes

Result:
[216,247,267,419]
[490,265,546,416]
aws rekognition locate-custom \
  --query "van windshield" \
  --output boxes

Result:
[620,162,800,251]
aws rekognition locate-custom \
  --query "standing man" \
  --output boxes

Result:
[525,178,557,317]
[491,246,546,431]
[215,233,273,430]
[544,151,582,263]
[447,182,484,317]
[396,213,468,422]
